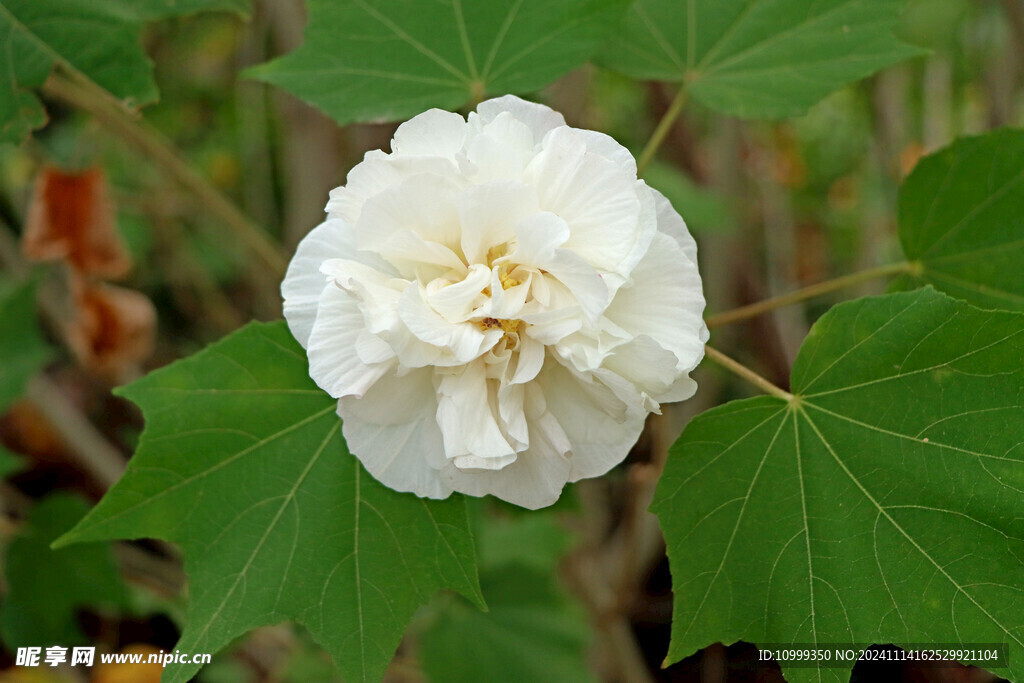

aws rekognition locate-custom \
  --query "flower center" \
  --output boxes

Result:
[483,243,524,292]
[478,317,522,335]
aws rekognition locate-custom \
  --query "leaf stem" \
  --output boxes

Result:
[703,345,794,401]
[636,86,688,176]
[42,72,289,278]
[706,261,913,328]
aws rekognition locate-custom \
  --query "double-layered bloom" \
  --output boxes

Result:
[283,96,707,509]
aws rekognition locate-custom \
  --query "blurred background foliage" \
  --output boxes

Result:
[0,0,1022,681]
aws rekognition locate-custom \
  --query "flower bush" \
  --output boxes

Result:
[282,95,707,508]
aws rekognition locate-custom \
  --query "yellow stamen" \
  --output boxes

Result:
[499,267,522,290]
[499,318,521,334]
[486,244,508,264]
[476,317,522,336]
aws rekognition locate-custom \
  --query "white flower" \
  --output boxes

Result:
[283,95,707,509]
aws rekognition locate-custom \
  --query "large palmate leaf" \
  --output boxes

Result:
[0,279,52,412]
[420,513,594,683]
[898,129,1024,311]
[246,0,629,125]
[0,0,248,144]
[655,288,1024,682]
[597,0,924,118]
[57,322,483,683]
[0,495,127,648]
[420,566,595,683]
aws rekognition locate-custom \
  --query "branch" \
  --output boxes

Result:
[25,376,125,489]
[42,72,289,279]
[703,345,794,401]
[706,261,913,328]
[637,86,688,176]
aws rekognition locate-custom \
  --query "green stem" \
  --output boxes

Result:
[703,345,794,401]
[42,71,289,279]
[636,86,688,176]
[705,261,914,329]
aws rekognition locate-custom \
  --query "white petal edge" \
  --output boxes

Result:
[339,368,453,499]
[538,358,647,482]
[475,95,566,145]
[392,109,468,158]
[306,284,394,398]
[283,218,390,348]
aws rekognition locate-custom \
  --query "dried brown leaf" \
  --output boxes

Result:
[22,167,131,278]
[66,277,156,383]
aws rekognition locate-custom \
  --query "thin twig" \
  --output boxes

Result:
[41,72,289,279]
[565,550,656,683]
[705,261,913,328]
[703,345,794,401]
[0,226,128,488]
[25,377,125,488]
[637,86,688,176]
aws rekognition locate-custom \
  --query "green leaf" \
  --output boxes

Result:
[56,321,483,683]
[475,513,574,573]
[0,445,26,478]
[0,0,249,144]
[420,515,594,683]
[0,494,127,647]
[0,279,52,413]
[596,0,925,118]
[898,129,1024,311]
[655,287,1024,681]
[421,567,595,683]
[246,0,629,125]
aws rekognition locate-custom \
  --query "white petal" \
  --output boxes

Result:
[650,185,698,265]
[306,284,393,398]
[525,382,573,455]
[441,420,572,510]
[513,212,607,321]
[398,286,496,362]
[475,95,566,145]
[456,181,538,264]
[425,264,490,323]
[605,231,707,375]
[510,334,544,385]
[442,381,571,509]
[392,109,468,157]
[388,324,444,369]
[355,174,465,263]
[525,127,654,280]
[436,362,517,466]
[320,257,393,290]
[339,368,453,499]
[326,153,459,223]
[485,268,531,320]
[282,218,387,347]
[520,307,583,345]
[376,231,467,276]
[465,113,537,181]
[602,334,682,399]
[320,258,402,336]
[537,358,647,481]
[542,252,609,322]
[511,211,570,265]
[654,374,699,404]
[356,330,395,365]
[497,382,529,447]
[576,129,637,176]
[452,453,518,470]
